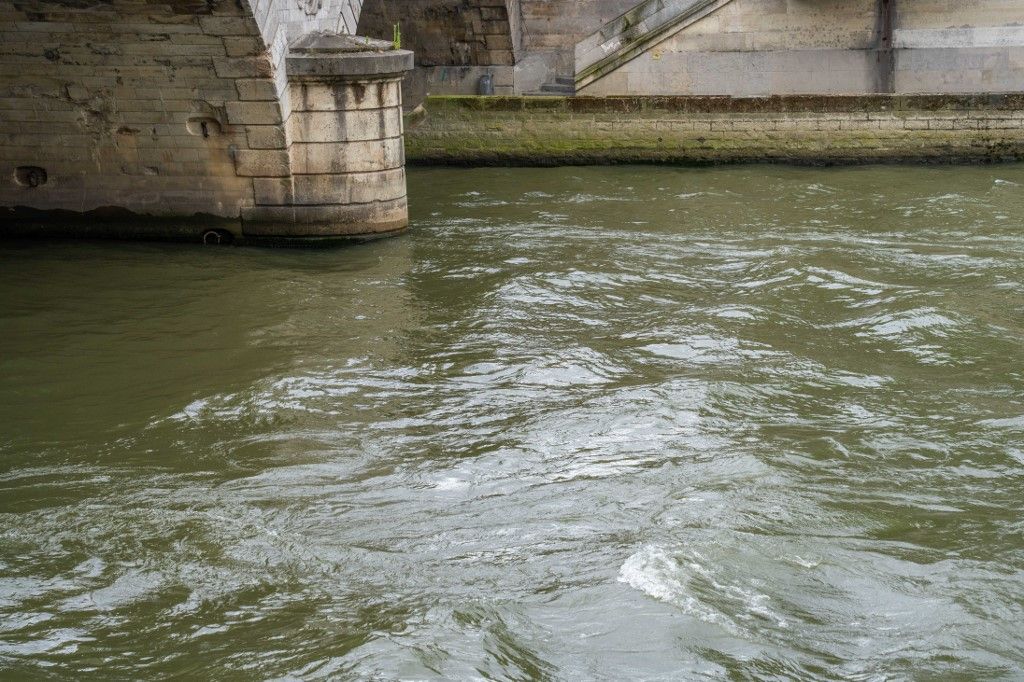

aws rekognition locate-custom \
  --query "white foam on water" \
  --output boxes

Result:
[0,628,93,657]
[979,415,1024,429]
[59,569,164,613]
[619,547,711,612]
[783,555,822,569]
[72,557,106,579]
[433,477,469,491]
[873,311,958,336]
[618,546,735,632]
[618,545,789,633]
[564,193,636,204]
[714,307,756,320]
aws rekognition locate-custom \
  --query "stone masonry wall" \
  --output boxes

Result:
[362,0,1024,98]
[580,0,881,96]
[894,0,1024,93]
[0,0,366,238]
[580,0,1024,97]
[406,94,1024,165]
[516,0,634,90]
[356,0,639,97]
[358,0,514,67]
[357,0,518,102]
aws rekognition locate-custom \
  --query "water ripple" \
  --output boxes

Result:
[2,165,1023,678]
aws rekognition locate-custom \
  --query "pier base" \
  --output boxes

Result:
[242,34,414,243]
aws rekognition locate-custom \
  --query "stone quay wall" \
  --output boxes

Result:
[405,94,1024,165]
[355,0,1024,98]
[579,0,1024,97]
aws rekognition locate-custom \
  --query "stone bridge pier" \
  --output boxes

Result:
[0,0,413,245]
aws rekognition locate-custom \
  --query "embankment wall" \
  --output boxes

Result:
[405,94,1024,165]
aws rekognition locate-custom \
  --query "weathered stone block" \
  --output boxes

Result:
[289,138,405,174]
[253,168,406,206]
[291,80,401,112]
[213,56,273,79]
[485,34,513,51]
[233,149,290,177]
[236,78,279,101]
[246,124,288,149]
[225,100,283,125]
[223,36,265,57]
[199,16,256,36]
[288,107,403,143]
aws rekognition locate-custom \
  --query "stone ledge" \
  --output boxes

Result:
[286,32,413,81]
[419,93,1024,114]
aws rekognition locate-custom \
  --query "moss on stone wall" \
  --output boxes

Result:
[405,95,1024,166]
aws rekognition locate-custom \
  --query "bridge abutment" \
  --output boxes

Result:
[0,0,414,246]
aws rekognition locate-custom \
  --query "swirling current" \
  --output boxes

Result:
[1,165,1023,680]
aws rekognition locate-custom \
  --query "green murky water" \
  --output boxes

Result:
[1,165,1023,680]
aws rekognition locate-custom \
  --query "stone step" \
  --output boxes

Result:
[539,82,575,95]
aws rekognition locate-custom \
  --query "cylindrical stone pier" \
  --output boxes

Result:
[242,34,414,244]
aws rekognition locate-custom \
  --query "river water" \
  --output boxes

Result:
[1,165,1023,680]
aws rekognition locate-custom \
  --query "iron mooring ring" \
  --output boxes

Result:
[202,229,232,246]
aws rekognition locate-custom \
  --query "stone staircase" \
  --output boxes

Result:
[574,0,736,91]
